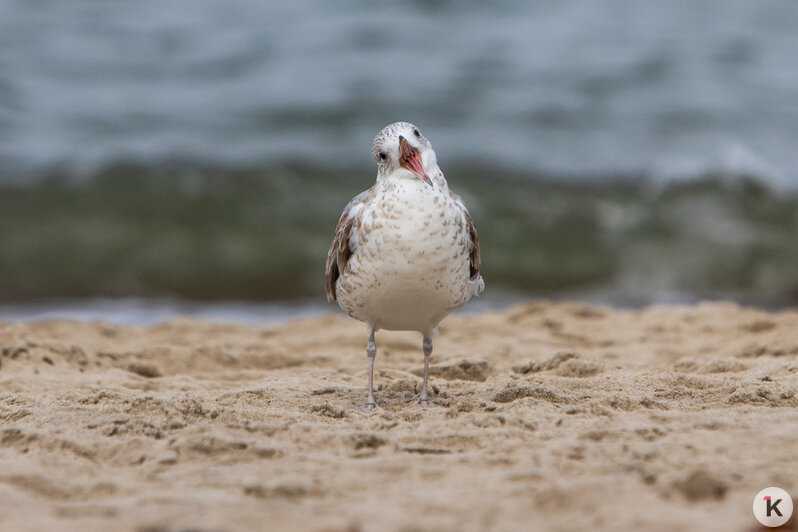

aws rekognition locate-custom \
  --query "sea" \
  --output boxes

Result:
[1,0,797,323]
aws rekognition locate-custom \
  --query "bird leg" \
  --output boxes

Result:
[365,326,379,410]
[407,335,440,408]
[419,336,432,402]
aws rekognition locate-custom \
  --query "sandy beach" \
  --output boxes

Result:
[1,300,797,531]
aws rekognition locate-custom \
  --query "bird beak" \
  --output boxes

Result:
[399,136,432,186]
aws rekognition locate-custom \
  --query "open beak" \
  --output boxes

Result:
[399,136,432,186]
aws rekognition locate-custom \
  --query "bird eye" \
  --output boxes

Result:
[413,128,421,137]
[379,152,387,160]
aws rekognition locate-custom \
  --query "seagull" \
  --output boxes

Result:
[325,122,484,410]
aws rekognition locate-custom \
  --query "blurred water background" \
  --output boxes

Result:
[1,0,797,323]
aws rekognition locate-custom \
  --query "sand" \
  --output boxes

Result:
[1,300,797,532]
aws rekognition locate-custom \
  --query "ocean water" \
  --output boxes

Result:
[1,0,797,320]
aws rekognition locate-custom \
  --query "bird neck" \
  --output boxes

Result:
[377,164,447,188]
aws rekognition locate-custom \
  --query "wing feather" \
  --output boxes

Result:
[325,189,371,302]
[465,209,481,280]
[449,190,481,281]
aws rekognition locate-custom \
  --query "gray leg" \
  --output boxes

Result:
[418,335,433,404]
[404,335,440,410]
[365,327,378,409]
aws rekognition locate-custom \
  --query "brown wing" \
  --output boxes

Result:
[325,215,354,302]
[450,190,481,280]
[465,209,481,280]
[325,190,370,302]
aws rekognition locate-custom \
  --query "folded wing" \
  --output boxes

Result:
[325,189,372,302]
[449,191,481,283]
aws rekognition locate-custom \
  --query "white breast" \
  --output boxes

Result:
[335,177,474,334]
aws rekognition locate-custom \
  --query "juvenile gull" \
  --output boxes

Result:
[325,122,484,409]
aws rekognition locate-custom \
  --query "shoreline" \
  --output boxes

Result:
[1,290,794,327]
[1,300,797,531]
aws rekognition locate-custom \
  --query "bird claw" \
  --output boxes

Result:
[347,402,384,415]
[405,398,442,410]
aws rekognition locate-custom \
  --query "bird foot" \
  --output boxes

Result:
[347,402,384,415]
[405,398,442,410]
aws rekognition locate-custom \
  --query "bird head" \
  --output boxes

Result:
[372,122,437,185]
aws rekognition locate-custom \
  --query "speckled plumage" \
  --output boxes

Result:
[325,122,483,336]
[324,122,483,409]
